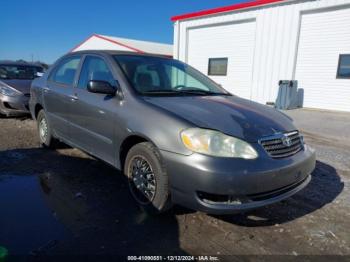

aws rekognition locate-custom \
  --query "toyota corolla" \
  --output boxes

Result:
[30,51,316,214]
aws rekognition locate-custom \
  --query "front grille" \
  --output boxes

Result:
[260,131,303,158]
[247,176,307,201]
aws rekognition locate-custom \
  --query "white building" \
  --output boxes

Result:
[172,0,350,112]
[71,34,173,56]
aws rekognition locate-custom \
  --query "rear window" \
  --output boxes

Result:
[0,64,43,80]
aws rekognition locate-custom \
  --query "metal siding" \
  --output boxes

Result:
[173,22,180,59]
[73,36,134,52]
[187,20,256,99]
[73,35,173,56]
[175,0,350,111]
[295,6,350,111]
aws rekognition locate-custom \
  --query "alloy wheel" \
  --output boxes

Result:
[39,118,48,143]
[128,155,157,205]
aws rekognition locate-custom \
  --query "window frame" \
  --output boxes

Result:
[77,54,116,90]
[208,58,228,76]
[114,54,230,96]
[48,55,82,87]
[336,54,350,79]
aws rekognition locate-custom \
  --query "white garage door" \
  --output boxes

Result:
[295,7,350,112]
[187,20,256,99]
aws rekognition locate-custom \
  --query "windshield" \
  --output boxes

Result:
[114,55,230,96]
[0,64,43,80]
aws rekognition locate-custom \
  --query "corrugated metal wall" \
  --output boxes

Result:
[187,19,257,99]
[295,7,350,111]
[174,0,350,107]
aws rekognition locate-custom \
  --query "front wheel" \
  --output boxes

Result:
[124,142,172,214]
[37,109,57,148]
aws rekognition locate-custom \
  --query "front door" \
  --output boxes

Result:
[69,55,118,164]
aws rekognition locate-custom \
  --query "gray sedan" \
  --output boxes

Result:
[29,51,316,214]
[0,62,44,116]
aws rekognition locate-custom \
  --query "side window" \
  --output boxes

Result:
[78,56,116,89]
[50,57,81,85]
[337,54,350,79]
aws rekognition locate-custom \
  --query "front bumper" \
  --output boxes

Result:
[161,145,316,214]
[0,93,30,116]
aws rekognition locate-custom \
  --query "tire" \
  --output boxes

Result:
[37,109,57,149]
[124,142,172,214]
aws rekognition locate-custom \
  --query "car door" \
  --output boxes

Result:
[69,55,118,165]
[44,56,81,140]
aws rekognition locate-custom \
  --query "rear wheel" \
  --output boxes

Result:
[124,142,172,214]
[37,110,57,148]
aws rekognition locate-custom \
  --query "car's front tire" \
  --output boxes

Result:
[124,142,172,214]
[37,109,57,149]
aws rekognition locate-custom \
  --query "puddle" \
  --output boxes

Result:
[0,174,71,256]
[0,149,184,256]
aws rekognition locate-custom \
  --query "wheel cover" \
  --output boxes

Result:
[39,118,48,143]
[128,155,156,205]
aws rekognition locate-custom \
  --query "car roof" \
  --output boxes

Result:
[69,50,173,59]
[0,61,43,67]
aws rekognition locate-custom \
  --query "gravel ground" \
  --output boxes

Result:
[0,110,349,260]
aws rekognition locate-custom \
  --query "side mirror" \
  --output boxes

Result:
[87,80,116,95]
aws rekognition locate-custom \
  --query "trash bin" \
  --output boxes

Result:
[275,80,299,110]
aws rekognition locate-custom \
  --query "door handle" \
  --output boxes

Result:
[69,95,79,102]
[43,87,49,93]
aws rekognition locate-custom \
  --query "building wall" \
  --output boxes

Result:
[73,36,134,52]
[72,35,173,56]
[174,0,350,107]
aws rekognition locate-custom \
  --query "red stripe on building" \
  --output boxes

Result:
[70,34,145,53]
[171,0,285,22]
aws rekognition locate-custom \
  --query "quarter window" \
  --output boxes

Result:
[78,56,116,89]
[208,58,228,76]
[50,57,80,85]
[337,54,350,79]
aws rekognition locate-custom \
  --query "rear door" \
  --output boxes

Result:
[44,56,81,140]
[69,55,118,164]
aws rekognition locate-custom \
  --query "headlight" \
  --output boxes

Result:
[181,128,258,159]
[0,82,21,97]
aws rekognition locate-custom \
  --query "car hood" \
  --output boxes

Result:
[143,95,296,142]
[0,79,32,94]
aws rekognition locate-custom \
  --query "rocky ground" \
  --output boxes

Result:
[0,110,349,260]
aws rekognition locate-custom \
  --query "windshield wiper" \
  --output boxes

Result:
[175,89,226,96]
[142,89,228,96]
[142,90,179,95]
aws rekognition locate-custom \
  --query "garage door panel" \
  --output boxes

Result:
[187,21,256,99]
[295,8,350,112]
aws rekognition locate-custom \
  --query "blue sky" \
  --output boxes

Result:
[0,0,243,64]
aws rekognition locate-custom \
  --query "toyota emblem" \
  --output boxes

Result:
[282,135,292,147]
